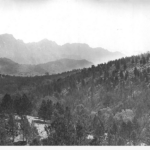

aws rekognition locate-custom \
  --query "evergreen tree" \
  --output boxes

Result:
[46,100,53,120]
[7,114,18,143]
[125,71,129,80]
[14,94,32,116]
[0,117,11,145]
[120,71,124,79]
[1,94,13,114]
[76,121,84,144]
[38,100,47,121]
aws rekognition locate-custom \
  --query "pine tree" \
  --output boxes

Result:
[7,114,18,143]
[14,94,32,116]
[38,100,47,121]
[0,117,11,145]
[46,100,53,120]
[1,94,13,114]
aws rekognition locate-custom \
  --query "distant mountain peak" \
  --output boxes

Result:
[0,33,14,37]
[0,33,124,65]
[0,33,15,41]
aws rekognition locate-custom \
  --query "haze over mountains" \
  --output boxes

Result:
[0,34,124,65]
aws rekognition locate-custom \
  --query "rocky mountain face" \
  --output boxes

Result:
[0,34,124,65]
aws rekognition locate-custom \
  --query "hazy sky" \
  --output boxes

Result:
[0,0,150,56]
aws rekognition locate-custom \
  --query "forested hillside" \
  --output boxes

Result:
[1,52,150,145]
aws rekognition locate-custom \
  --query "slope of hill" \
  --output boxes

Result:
[37,58,93,75]
[0,52,150,145]
[0,34,124,65]
[0,58,93,75]
[0,58,20,74]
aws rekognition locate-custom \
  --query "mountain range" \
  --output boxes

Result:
[0,34,124,65]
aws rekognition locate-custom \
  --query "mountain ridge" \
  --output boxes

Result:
[0,57,93,76]
[0,34,124,65]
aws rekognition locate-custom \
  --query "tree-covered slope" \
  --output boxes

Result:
[1,53,150,145]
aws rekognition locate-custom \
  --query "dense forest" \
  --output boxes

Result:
[1,52,150,145]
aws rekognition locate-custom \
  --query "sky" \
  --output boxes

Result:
[0,0,150,56]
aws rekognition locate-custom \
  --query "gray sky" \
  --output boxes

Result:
[0,0,150,56]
